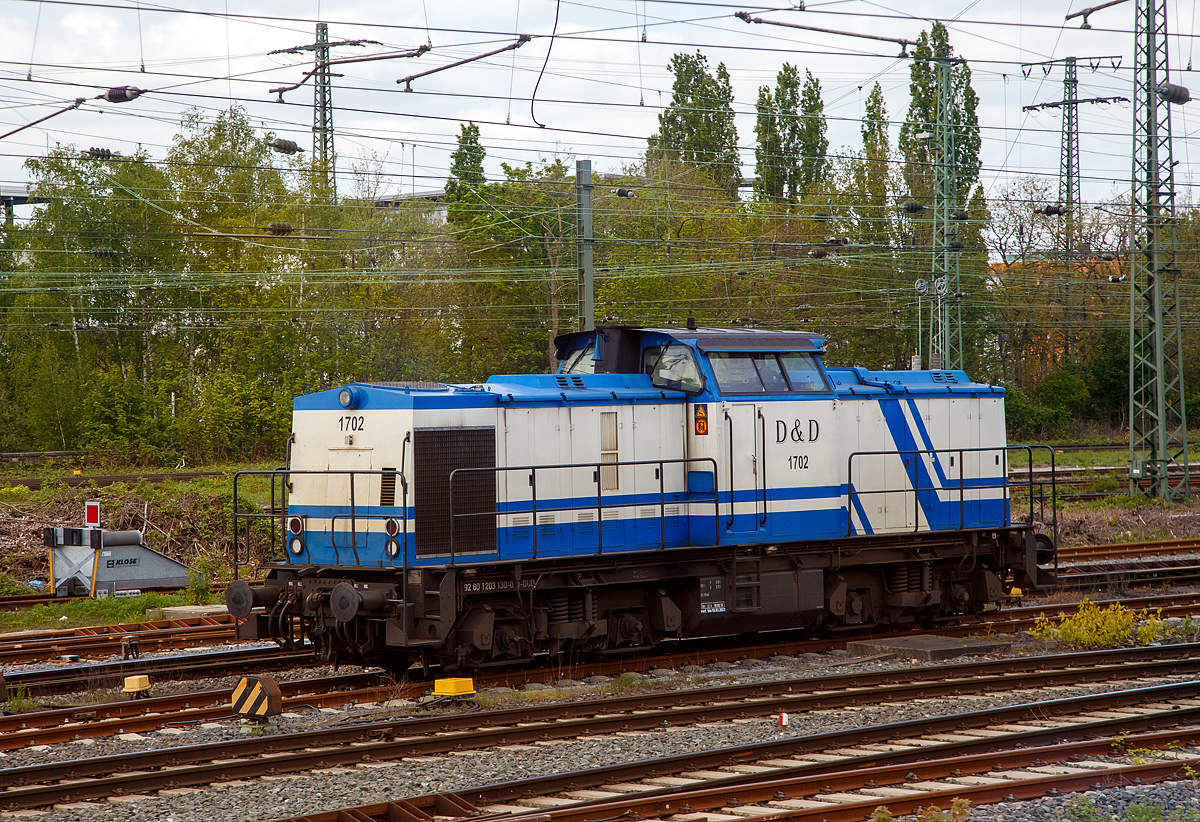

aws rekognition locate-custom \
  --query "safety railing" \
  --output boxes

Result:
[447,457,720,563]
[231,467,409,578]
[846,444,1057,544]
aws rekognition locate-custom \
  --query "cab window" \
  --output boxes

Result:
[648,345,703,393]
[779,352,828,392]
[708,351,828,394]
[560,343,596,374]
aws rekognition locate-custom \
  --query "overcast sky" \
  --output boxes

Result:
[2,0,1197,217]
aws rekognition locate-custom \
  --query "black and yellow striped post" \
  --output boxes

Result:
[231,674,283,719]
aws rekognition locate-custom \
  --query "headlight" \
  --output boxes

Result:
[338,386,361,409]
[385,538,400,558]
[288,536,305,555]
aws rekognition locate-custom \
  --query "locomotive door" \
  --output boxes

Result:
[325,447,374,563]
[724,404,761,533]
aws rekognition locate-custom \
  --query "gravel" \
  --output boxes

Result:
[6,645,1200,822]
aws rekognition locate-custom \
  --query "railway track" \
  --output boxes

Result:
[2,641,1200,751]
[4,649,1200,812]
[3,589,1198,700]
[0,613,237,664]
[0,470,224,490]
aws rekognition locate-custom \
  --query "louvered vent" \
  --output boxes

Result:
[413,427,496,556]
[930,371,958,383]
[380,468,398,507]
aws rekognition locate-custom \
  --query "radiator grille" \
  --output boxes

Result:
[414,428,496,556]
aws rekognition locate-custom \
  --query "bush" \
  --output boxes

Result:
[1032,600,1164,649]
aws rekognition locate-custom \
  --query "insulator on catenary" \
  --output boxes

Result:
[1158,82,1192,105]
[952,210,969,221]
[1040,204,1067,216]
[901,200,926,214]
[102,86,143,104]
[267,222,295,236]
[85,147,113,160]
[90,247,117,258]
[271,138,304,155]
[813,211,832,222]
[614,188,636,199]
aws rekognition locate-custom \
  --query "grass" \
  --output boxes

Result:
[0,591,188,634]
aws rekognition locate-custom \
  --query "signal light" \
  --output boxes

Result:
[385,518,399,537]
[101,86,144,104]
[267,222,294,236]
[271,138,304,155]
[385,538,400,558]
[288,536,305,556]
[288,517,304,535]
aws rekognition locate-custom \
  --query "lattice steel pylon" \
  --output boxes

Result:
[1129,0,1190,499]
[313,22,335,196]
[931,59,962,371]
[1022,55,1126,359]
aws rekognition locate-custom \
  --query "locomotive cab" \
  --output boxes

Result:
[229,325,1057,668]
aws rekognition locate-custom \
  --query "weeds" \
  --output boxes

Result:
[869,799,971,822]
[1032,600,1165,649]
[5,684,37,714]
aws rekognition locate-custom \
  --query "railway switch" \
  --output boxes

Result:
[232,675,283,719]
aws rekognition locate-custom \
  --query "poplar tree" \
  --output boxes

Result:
[797,69,829,194]
[897,22,980,204]
[753,86,785,201]
[856,82,894,248]
[775,64,802,201]
[446,122,486,224]
[649,51,740,198]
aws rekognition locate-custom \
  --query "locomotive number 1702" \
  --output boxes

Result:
[338,415,365,432]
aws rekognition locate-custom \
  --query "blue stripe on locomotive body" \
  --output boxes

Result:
[283,327,1012,568]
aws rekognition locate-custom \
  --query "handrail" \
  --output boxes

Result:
[447,456,721,563]
[844,444,1057,541]
[232,468,410,572]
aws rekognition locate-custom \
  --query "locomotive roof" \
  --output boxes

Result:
[554,325,825,358]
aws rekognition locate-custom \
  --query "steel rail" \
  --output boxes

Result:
[7,678,1200,811]
[6,646,314,696]
[4,642,1200,750]
[5,661,1200,808]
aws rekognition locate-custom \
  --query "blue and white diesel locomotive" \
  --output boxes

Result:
[227,325,1056,668]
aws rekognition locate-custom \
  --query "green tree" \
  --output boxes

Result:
[753,86,785,202]
[446,122,486,225]
[854,82,895,250]
[797,69,829,194]
[649,52,740,198]
[897,23,981,204]
[775,64,802,201]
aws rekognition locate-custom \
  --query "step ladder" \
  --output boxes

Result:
[732,546,762,612]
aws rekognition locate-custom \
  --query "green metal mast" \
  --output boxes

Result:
[931,59,962,371]
[313,22,335,196]
[1129,0,1190,499]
